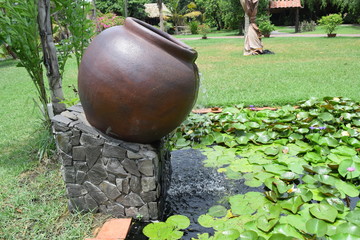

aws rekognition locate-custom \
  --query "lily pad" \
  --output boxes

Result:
[208,205,228,218]
[166,215,190,229]
[306,218,328,237]
[310,203,338,223]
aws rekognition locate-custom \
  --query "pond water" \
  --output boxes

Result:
[127,148,260,240]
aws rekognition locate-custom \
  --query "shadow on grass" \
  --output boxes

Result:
[0,59,18,69]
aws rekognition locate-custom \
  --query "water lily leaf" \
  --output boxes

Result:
[314,174,337,186]
[323,198,345,213]
[298,188,313,202]
[280,196,304,214]
[306,218,328,237]
[214,229,240,240]
[208,205,227,218]
[304,152,325,163]
[310,203,338,222]
[175,137,190,148]
[257,215,278,232]
[166,215,190,229]
[256,132,271,144]
[329,233,360,240]
[201,135,215,146]
[295,128,309,134]
[345,209,360,226]
[336,223,360,236]
[198,214,215,228]
[338,159,360,179]
[268,234,295,240]
[246,122,260,129]
[280,172,298,181]
[245,178,263,187]
[229,195,255,216]
[272,224,305,239]
[239,230,259,240]
[258,202,282,218]
[331,146,357,156]
[319,112,334,122]
[303,165,332,175]
[319,136,339,147]
[287,159,307,174]
[353,119,360,126]
[346,138,360,148]
[302,174,316,184]
[279,215,307,232]
[264,146,279,156]
[143,222,173,238]
[264,191,278,203]
[335,179,359,198]
[327,153,350,164]
[236,113,248,123]
[194,233,211,240]
[232,123,247,130]
[236,136,250,145]
[263,164,288,175]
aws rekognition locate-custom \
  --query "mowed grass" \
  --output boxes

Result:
[276,24,360,34]
[183,37,360,107]
[0,36,359,239]
[0,59,108,239]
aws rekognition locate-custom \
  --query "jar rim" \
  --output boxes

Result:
[125,17,198,62]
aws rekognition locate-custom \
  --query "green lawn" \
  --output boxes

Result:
[1,36,360,238]
[186,37,360,107]
[276,24,360,34]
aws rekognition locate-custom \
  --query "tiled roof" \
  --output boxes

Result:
[269,0,302,9]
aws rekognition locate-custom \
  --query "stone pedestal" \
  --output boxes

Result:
[51,104,170,221]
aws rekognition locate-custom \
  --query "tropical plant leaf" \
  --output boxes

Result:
[208,205,227,218]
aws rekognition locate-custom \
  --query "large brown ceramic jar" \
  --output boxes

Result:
[78,17,199,143]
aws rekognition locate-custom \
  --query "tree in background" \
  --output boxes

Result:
[95,0,148,20]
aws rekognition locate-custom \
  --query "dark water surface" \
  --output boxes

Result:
[127,148,260,239]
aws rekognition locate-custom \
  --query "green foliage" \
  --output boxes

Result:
[143,215,190,239]
[198,24,211,38]
[318,13,343,34]
[0,0,49,121]
[188,20,199,34]
[257,16,275,36]
[162,96,360,239]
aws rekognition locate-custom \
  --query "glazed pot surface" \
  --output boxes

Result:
[78,18,199,143]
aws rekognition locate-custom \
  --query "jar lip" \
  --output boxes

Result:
[125,17,197,62]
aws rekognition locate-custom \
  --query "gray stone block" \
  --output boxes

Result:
[106,158,128,177]
[60,151,72,166]
[99,181,121,200]
[71,130,81,146]
[122,159,140,177]
[85,194,98,212]
[61,110,78,120]
[69,196,87,212]
[88,162,108,185]
[141,177,156,192]
[103,143,126,158]
[74,162,88,172]
[52,114,72,126]
[108,174,116,184]
[80,133,105,146]
[116,177,130,194]
[62,166,76,183]
[85,146,102,167]
[138,159,154,176]
[84,181,108,204]
[73,146,86,161]
[76,123,100,137]
[68,104,84,113]
[125,207,139,218]
[76,171,87,184]
[66,184,87,197]
[130,176,141,193]
[127,150,143,159]
[139,204,150,221]
[148,202,158,220]
[53,123,70,132]
[122,143,140,152]
[140,191,157,202]
[117,192,144,207]
[107,203,125,217]
[56,132,72,154]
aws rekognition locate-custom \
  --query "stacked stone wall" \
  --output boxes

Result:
[51,104,169,221]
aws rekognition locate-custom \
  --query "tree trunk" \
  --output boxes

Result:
[295,7,300,33]
[38,0,66,115]
[124,0,128,17]
[157,0,164,31]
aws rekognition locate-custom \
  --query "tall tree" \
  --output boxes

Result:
[38,0,66,115]
[157,0,164,31]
